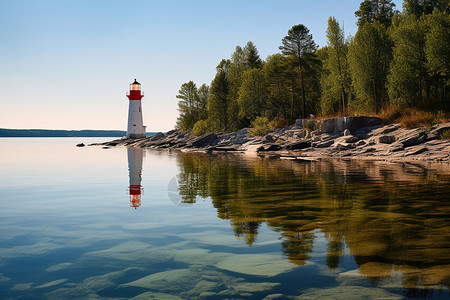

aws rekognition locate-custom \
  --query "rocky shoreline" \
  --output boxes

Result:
[92,116,450,163]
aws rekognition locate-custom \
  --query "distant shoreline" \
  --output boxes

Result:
[0,128,157,138]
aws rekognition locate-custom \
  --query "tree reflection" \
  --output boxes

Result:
[174,152,450,289]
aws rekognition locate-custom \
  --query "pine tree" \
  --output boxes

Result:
[279,24,318,119]
[348,21,392,113]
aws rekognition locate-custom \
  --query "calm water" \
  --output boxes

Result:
[0,138,449,299]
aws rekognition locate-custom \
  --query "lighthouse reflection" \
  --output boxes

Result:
[126,147,144,209]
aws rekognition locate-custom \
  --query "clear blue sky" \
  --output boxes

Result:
[0,0,402,132]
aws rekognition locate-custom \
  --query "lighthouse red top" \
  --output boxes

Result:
[127,79,144,100]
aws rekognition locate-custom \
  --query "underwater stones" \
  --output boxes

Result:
[121,269,199,292]
[35,279,68,289]
[215,254,296,277]
[297,286,402,300]
[131,291,184,300]
[46,262,74,272]
[80,241,172,267]
[11,282,33,291]
[0,273,10,284]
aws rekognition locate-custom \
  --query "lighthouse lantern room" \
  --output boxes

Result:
[126,79,146,138]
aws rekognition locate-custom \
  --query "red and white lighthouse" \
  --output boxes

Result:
[126,79,146,138]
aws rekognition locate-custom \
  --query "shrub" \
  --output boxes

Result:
[248,116,270,136]
[440,129,450,140]
[303,120,320,132]
[192,119,211,136]
[381,106,448,129]
[268,118,291,129]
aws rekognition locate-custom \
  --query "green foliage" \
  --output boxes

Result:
[208,70,229,132]
[321,17,352,115]
[279,24,319,119]
[192,119,212,136]
[248,116,271,136]
[387,15,427,107]
[238,69,267,121]
[440,129,450,140]
[263,54,293,120]
[403,0,449,17]
[244,41,263,69]
[176,81,200,131]
[355,0,397,28]
[425,11,450,83]
[268,118,291,129]
[348,21,392,113]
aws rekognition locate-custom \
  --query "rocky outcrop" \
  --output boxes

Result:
[92,118,450,163]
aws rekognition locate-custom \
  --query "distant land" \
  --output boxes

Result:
[0,128,157,137]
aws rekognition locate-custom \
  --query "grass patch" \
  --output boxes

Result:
[381,106,448,129]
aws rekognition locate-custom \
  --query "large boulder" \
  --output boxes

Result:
[318,116,382,134]
[190,133,218,148]
[284,141,311,150]
[396,128,427,147]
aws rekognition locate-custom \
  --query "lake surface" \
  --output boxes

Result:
[0,138,449,299]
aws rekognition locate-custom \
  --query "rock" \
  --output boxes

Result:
[429,122,450,140]
[371,124,401,136]
[264,135,274,141]
[370,135,396,144]
[332,143,356,151]
[76,143,85,147]
[319,116,382,134]
[190,133,218,148]
[404,146,428,157]
[396,128,427,147]
[149,132,165,141]
[258,144,281,152]
[314,140,334,148]
[295,119,307,128]
[284,141,311,150]
[343,129,351,136]
[386,142,404,153]
[165,129,177,136]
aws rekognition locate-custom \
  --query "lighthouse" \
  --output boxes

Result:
[127,147,144,209]
[126,79,146,138]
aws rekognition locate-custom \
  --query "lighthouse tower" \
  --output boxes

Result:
[126,79,146,138]
[127,147,144,209]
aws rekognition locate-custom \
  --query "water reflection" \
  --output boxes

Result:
[126,147,144,209]
[174,153,450,291]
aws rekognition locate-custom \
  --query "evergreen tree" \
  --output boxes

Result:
[355,0,397,27]
[176,81,200,131]
[227,46,247,131]
[237,69,268,121]
[324,17,352,115]
[348,21,392,113]
[197,84,210,120]
[403,0,449,17]
[388,16,428,107]
[208,70,229,131]
[264,54,292,119]
[243,41,263,69]
[279,24,318,119]
[425,10,450,103]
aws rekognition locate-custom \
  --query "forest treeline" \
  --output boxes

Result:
[176,0,450,135]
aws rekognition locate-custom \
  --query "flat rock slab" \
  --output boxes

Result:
[215,254,297,277]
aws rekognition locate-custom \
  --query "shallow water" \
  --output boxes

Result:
[0,138,449,299]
